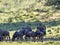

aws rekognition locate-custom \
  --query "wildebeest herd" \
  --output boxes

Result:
[0,25,46,42]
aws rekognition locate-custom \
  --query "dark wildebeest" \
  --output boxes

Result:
[23,26,33,41]
[12,29,24,41]
[12,26,32,41]
[35,25,46,42]
[0,29,10,41]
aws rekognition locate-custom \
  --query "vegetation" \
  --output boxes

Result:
[0,41,60,45]
[0,0,60,45]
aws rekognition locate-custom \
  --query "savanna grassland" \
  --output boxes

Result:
[0,0,60,45]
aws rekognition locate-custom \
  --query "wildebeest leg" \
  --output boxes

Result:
[0,36,4,41]
[2,36,4,41]
[39,36,43,42]
[28,37,31,41]
[8,34,10,41]
[7,36,10,41]
[20,36,23,41]
[26,36,31,41]
[12,37,16,41]
[17,36,20,41]
[32,37,36,42]
[25,36,27,41]
[37,36,39,41]
[3,36,6,41]
[25,36,28,41]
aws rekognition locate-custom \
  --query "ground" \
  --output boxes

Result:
[0,41,60,45]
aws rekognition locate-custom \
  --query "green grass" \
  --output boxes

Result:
[0,41,60,45]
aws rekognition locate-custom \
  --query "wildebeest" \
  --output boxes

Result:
[35,25,46,42]
[0,29,10,41]
[23,26,33,41]
[12,26,32,41]
[12,29,24,41]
